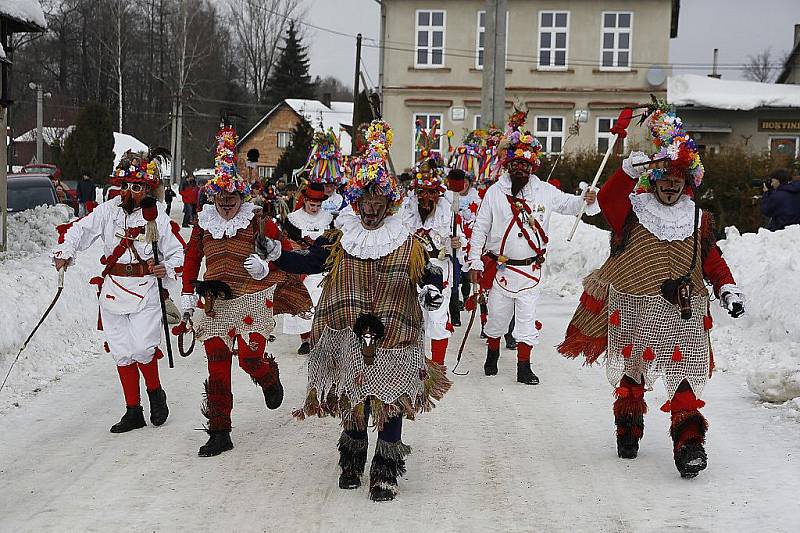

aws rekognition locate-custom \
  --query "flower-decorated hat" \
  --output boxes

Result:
[112,152,161,189]
[637,107,704,193]
[495,110,543,173]
[344,120,403,214]
[412,119,445,192]
[449,129,486,180]
[306,128,345,185]
[205,125,251,197]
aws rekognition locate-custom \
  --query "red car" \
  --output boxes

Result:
[22,164,78,214]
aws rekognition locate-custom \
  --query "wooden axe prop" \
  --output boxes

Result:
[567,107,633,241]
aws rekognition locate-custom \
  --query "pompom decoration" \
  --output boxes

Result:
[637,108,704,192]
[411,119,446,190]
[449,130,486,181]
[204,125,251,198]
[343,120,403,214]
[305,128,345,185]
[112,152,160,189]
[493,109,543,176]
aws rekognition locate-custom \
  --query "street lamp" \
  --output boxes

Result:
[28,82,51,164]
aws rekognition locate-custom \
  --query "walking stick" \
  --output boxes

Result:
[0,267,65,394]
[141,198,175,368]
[566,108,633,241]
[451,284,481,376]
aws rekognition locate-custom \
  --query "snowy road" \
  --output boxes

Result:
[1,295,798,532]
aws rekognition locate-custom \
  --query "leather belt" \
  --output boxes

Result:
[485,252,540,267]
[108,263,150,277]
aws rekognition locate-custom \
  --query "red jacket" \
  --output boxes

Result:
[180,185,198,205]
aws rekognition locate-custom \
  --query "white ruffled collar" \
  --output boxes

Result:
[334,206,410,259]
[287,208,332,231]
[198,202,258,239]
[630,193,698,241]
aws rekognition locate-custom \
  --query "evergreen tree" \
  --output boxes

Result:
[265,21,314,105]
[60,103,115,184]
[275,118,314,181]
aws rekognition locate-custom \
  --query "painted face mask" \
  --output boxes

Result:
[214,192,243,220]
[654,174,686,206]
[358,193,389,229]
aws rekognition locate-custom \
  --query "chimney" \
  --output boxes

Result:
[708,48,721,79]
[321,92,332,108]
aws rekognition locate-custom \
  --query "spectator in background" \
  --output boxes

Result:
[76,173,96,216]
[180,176,199,227]
[284,182,298,211]
[761,168,800,231]
[164,184,176,215]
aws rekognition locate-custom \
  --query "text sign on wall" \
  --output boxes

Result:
[758,119,800,133]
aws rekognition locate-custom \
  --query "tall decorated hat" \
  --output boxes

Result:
[494,109,543,176]
[205,124,250,197]
[305,128,345,185]
[637,105,704,193]
[344,120,403,214]
[112,151,161,189]
[411,118,445,192]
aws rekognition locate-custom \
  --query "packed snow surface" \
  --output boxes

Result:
[669,74,800,110]
[0,0,46,29]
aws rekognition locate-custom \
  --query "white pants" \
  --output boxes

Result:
[484,288,541,346]
[423,258,453,341]
[100,291,163,366]
[283,273,325,335]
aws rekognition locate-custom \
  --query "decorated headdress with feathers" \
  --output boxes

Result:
[205,124,251,197]
[112,150,161,189]
[305,128,345,185]
[344,120,403,213]
[412,118,445,191]
[494,109,542,176]
[449,129,486,181]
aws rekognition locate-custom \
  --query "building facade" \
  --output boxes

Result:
[380,0,679,170]
[236,99,353,181]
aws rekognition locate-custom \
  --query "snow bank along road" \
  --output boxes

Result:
[1,295,798,532]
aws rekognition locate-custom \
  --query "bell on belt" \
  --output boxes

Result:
[677,281,693,320]
[360,331,378,366]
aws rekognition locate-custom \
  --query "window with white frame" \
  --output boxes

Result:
[277,131,292,149]
[596,117,627,154]
[413,113,443,162]
[416,10,445,68]
[474,114,482,130]
[535,116,564,154]
[258,166,275,179]
[601,12,632,70]
[475,11,509,69]
[538,11,569,69]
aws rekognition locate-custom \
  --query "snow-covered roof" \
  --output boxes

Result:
[14,125,75,144]
[112,132,149,168]
[239,99,353,154]
[669,74,800,110]
[0,0,46,31]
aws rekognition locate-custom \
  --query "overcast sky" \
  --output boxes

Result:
[304,0,800,85]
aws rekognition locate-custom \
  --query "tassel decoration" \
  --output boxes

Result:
[609,309,621,326]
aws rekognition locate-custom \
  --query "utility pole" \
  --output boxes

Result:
[28,82,50,163]
[169,96,177,185]
[352,33,362,156]
[175,97,183,186]
[481,0,507,128]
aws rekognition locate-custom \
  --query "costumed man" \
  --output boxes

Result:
[52,155,184,433]
[180,125,307,457]
[467,111,599,385]
[557,106,745,478]
[446,131,485,326]
[272,120,451,502]
[282,182,334,354]
[304,129,347,217]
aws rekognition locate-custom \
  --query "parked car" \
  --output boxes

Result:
[21,163,78,214]
[7,173,58,213]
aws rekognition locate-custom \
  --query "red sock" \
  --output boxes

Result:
[517,342,532,362]
[300,332,311,341]
[431,338,448,365]
[137,355,161,392]
[117,363,141,407]
[487,336,501,351]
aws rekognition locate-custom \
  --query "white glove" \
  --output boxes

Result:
[181,293,199,316]
[244,253,270,280]
[622,151,650,179]
[418,284,444,311]
[720,284,745,318]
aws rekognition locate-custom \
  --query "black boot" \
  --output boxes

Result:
[255,357,283,410]
[338,432,368,489]
[479,327,487,339]
[671,410,709,478]
[613,378,647,459]
[505,333,517,350]
[110,406,147,433]
[369,439,411,502]
[147,387,169,426]
[516,361,539,385]
[484,346,500,376]
[297,341,311,355]
[198,430,234,457]
[616,414,644,459]
[674,442,708,478]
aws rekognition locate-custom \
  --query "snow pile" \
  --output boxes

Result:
[0,205,103,410]
[669,74,800,110]
[0,0,46,30]
[543,212,609,297]
[112,132,149,169]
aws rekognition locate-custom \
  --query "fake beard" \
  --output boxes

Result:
[120,192,137,214]
[655,187,683,205]
[417,199,434,221]
[510,174,529,196]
